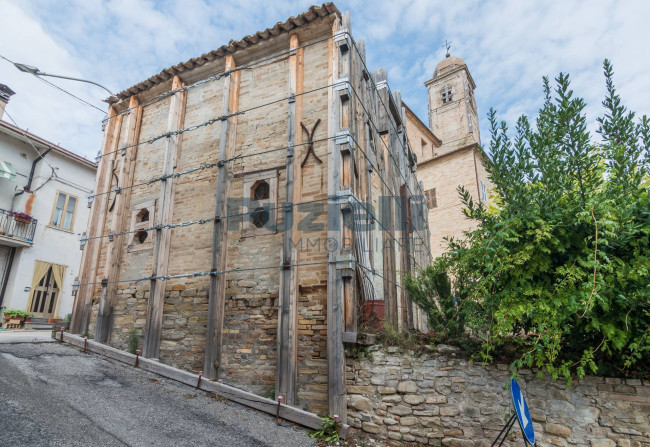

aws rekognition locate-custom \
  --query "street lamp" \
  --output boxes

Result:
[13,62,116,97]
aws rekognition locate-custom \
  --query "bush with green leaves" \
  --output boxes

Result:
[408,60,649,381]
[404,267,468,341]
[128,327,139,355]
[307,414,340,443]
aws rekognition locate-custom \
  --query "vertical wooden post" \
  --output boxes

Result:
[204,55,240,379]
[143,76,187,358]
[70,107,122,334]
[343,20,360,336]
[357,41,375,272]
[373,68,399,326]
[327,12,349,423]
[276,33,303,405]
[95,96,142,342]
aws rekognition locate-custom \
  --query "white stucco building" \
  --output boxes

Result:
[0,83,96,323]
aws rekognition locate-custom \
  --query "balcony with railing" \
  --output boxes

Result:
[0,208,37,247]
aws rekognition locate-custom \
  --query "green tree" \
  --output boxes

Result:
[408,60,650,380]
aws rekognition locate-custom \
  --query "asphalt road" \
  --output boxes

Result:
[0,336,316,447]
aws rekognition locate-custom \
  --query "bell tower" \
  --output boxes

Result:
[408,51,491,260]
[424,54,480,156]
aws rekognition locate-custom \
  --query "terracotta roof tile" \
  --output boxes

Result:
[109,3,339,103]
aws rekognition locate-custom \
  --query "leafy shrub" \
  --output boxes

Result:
[128,327,139,354]
[404,266,467,340]
[308,414,340,443]
[263,386,276,400]
[408,60,650,380]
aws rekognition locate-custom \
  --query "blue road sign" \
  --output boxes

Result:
[511,378,535,445]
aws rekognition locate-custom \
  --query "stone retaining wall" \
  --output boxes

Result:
[346,346,650,446]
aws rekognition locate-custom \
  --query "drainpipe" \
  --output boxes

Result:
[15,147,52,197]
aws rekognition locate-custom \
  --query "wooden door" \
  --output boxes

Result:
[28,266,60,319]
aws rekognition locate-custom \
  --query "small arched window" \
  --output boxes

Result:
[252,180,270,201]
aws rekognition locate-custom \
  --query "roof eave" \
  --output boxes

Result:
[0,120,97,169]
[106,3,341,105]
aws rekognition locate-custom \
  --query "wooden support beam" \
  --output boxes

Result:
[399,184,413,329]
[60,332,349,437]
[95,97,142,342]
[204,55,241,379]
[143,76,187,358]
[372,70,400,326]
[357,40,375,272]
[276,33,302,405]
[327,13,348,423]
[70,106,122,334]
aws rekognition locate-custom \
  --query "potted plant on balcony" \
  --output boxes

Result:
[9,211,32,224]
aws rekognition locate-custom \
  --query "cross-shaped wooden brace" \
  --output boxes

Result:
[300,119,323,168]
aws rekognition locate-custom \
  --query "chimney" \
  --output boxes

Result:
[0,84,16,120]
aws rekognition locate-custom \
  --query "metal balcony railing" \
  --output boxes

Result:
[0,208,37,243]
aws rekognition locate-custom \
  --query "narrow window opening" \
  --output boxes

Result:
[480,181,488,205]
[138,209,149,222]
[425,188,438,209]
[135,230,148,244]
[441,84,454,105]
[251,207,270,229]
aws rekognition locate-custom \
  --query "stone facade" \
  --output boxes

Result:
[347,346,650,446]
[73,3,430,421]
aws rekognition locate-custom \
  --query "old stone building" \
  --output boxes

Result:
[69,3,434,421]
[407,55,492,260]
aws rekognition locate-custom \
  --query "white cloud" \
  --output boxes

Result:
[1,0,648,159]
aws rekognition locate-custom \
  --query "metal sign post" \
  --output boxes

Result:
[511,378,535,445]
[490,379,535,446]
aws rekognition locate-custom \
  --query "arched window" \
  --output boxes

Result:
[252,180,270,201]
[134,208,150,244]
[250,180,270,228]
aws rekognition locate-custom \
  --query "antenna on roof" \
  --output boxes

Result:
[441,40,452,58]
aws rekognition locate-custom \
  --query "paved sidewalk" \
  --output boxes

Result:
[0,329,55,344]
[0,342,316,447]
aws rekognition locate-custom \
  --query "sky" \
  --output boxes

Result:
[1,0,649,160]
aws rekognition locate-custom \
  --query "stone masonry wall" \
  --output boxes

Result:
[347,346,650,446]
